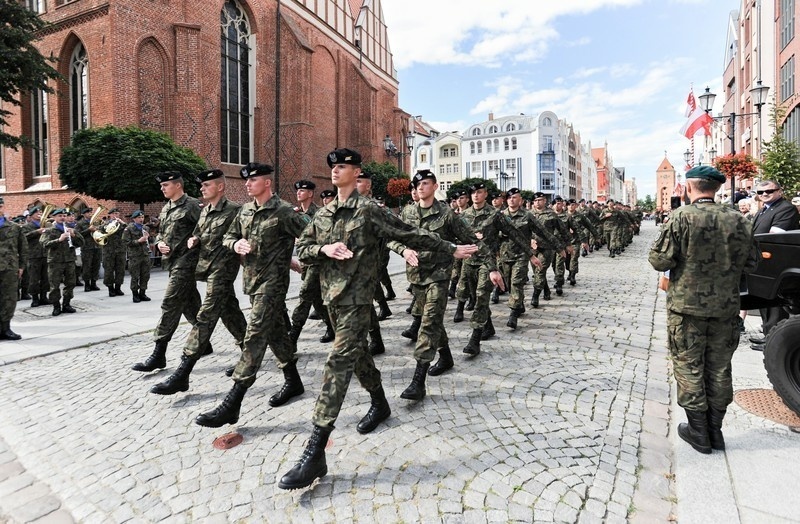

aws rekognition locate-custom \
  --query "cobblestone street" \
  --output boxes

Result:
[0,223,670,523]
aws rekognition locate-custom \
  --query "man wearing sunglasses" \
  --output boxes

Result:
[749,180,800,351]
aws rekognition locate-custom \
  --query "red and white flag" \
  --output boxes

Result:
[685,90,696,117]
[680,107,713,139]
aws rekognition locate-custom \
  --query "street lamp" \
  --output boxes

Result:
[698,81,770,208]
[383,131,415,172]
[494,170,511,191]
[683,148,692,167]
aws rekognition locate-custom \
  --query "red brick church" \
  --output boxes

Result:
[1,0,408,216]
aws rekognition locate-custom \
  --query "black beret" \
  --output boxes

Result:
[30,206,42,214]
[408,181,415,191]
[532,192,546,199]
[506,187,521,196]
[552,195,564,203]
[567,198,577,204]
[155,171,183,183]
[375,195,385,202]
[686,165,726,183]
[470,182,486,192]
[320,189,335,199]
[357,170,372,180]
[108,207,120,214]
[240,162,274,179]
[196,169,224,183]
[327,148,362,168]
[412,169,436,187]
[82,207,93,214]
[294,179,316,190]
[455,189,468,197]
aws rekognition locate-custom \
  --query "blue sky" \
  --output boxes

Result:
[381,0,739,199]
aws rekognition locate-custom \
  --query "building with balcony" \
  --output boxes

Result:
[432,132,462,197]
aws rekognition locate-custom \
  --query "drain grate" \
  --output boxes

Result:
[212,432,244,450]
[734,389,800,427]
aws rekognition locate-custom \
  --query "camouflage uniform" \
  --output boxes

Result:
[649,201,758,412]
[153,194,202,344]
[599,205,621,253]
[0,217,27,323]
[100,221,126,289]
[222,195,308,387]
[290,202,333,334]
[122,222,152,296]
[530,207,569,293]
[566,210,597,276]
[22,220,48,299]
[297,191,456,429]
[40,223,84,304]
[552,210,582,286]
[75,215,102,285]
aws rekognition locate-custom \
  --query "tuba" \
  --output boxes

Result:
[39,202,57,224]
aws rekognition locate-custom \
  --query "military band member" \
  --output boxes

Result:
[75,207,102,291]
[122,210,152,302]
[278,148,476,490]
[132,172,203,372]
[22,207,50,307]
[40,208,84,316]
[0,197,27,340]
[101,208,127,296]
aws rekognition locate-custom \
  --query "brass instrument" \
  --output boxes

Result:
[91,218,125,246]
[89,205,107,227]
[39,202,56,225]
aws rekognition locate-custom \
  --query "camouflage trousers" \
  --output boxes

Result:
[410,280,450,363]
[290,265,330,331]
[458,263,494,330]
[567,243,581,275]
[28,257,49,296]
[184,274,247,360]
[153,267,201,343]
[667,311,739,412]
[551,250,566,285]
[531,249,555,291]
[102,250,126,288]
[19,268,28,297]
[450,258,463,285]
[81,248,102,282]
[127,256,150,294]
[48,263,75,303]
[499,258,528,311]
[605,227,621,252]
[313,304,382,429]
[232,293,295,389]
[0,270,19,322]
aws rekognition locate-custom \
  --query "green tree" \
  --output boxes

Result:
[448,178,499,199]
[637,194,655,212]
[520,189,536,203]
[58,125,206,206]
[0,0,62,149]
[362,160,410,207]
[760,105,800,195]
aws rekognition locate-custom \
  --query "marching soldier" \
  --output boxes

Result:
[448,189,471,299]
[75,207,102,291]
[132,172,203,372]
[122,210,152,302]
[101,208,127,296]
[600,200,622,257]
[40,208,84,316]
[566,199,598,285]
[0,197,27,340]
[22,206,50,308]
[529,192,570,307]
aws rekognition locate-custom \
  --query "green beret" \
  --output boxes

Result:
[686,165,726,183]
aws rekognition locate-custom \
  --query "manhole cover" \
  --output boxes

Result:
[734,389,800,427]
[212,432,244,450]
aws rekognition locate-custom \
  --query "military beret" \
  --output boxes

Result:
[578,198,586,203]
[29,206,41,214]
[327,148,362,168]
[196,169,224,183]
[51,208,67,216]
[408,181,415,191]
[532,192,546,199]
[412,169,436,187]
[131,210,145,219]
[455,189,468,197]
[470,182,486,192]
[294,179,316,190]
[375,195,385,202]
[506,187,521,196]
[357,170,372,180]
[320,189,335,199]
[489,191,499,199]
[567,198,577,204]
[552,195,564,203]
[155,171,183,183]
[81,207,93,214]
[108,207,120,214]
[240,162,274,179]
[686,165,726,183]
[12,215,26,224]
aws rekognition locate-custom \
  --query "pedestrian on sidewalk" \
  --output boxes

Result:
[649,165,759,454]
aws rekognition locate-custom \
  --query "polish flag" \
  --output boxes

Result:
[685,91,696,116]
[680,107,713,139]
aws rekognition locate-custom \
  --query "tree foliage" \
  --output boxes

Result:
[636,194,655,212]
[362,160,410,208]
[760,104,800,195]
[0,0,62,149]
[58,125,206,205]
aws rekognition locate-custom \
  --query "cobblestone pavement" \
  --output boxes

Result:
[0,223,673,523]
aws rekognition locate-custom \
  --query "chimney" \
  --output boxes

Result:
[488,112,494,121]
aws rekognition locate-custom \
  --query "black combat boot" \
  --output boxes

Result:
[678,409,712,454]
[84,282,92,292]
[463,328,482,356]
[531,289,541,308]
[481,316,495,341]
[453,301,466,323]
[401,316,422,341]
[377,300,392,321]
[319,322,335,343]
[568,273,577,286]
[75,276,84,287]
[543,283,551,301]
[131,340,168,372]
[555,281,563,296]
[609,249,615,258]
[357,386,391,434]
[507,308,521,330]
[224,365,236,377]
[368,328,385,356]
[114,285,124,296]
[195,382,248,428]
[52,302,62,317]
[405,295,415,314]
[39,293,51,305]
[200,342,214,357]
[428,345,454,376]
[400,361,430,401]
[289,324,302,345]
[31,295,41,308]
[150,355,197,395]
[278,425,333,490]
[108,286,117,297]
[491,287,500,304]
[707,406,727,451]
[0,321,22,341]
[465,295,476,311]
[61,299,76,314]
[447,280,457,299]
[269,360,305,407]
[139,290,151,301]
[90,280,101,291]
[308,308,321,320]
[132,290,141,303]
[385,283,396,301]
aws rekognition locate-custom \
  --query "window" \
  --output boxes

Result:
[781,0,795,50]
[542,117,552,126]
[453,163,459,174]
[506,123,516,132]
[488,125,498,133]
[438,164,446,175]
[477,142,482,154]
[27,0,45,13]
[488,159,499,172]
[70,43,89,135]
[781,56,795,102]
[31,90,49,178]
[486,140,492,153]
[504,138,509,151]
[470,142,475,154]
[493,139,499,151]
[446,164,452,174]
[420,152,428,163]
[542,136,553,152]
[511,138,517,150]
[440,145,457,157]
[220,0,253,165]
[471,161,481,174]
[506,158,517,171]
[471,128,481,136]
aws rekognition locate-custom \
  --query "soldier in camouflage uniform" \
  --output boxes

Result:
[193,163,310,428]
[289,179,335,345]
[599,200,621,256]
[40,208,84,316]
[550,196,580,296]
[529,192,570,307]
[150,169,249,398]
[649,165,758,454]
[0,197,27,340]
[448,189,471,299]
[132,172,203,373]
[22,207,50,307]
[101,208,127,296]
[566,199,598,285]
[122,210,152,303]
[278,149,476,491]
[74,207,102,292]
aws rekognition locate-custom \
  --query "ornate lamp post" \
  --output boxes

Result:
[383,131,415,173]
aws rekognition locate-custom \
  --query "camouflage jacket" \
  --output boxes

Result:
[40,223,84,264]
[567,210,597,244]
[297,191,455,306]
[0,219,28,272]
[74,217,101,250]
[649,201,759,317]
[22,221,46,259]
[193,197,241,282]
[460,204,536,267]
[122,223,151,259]
[599,207,622,228]
[500,207,562,261]
[156,194,201,272]
[531,207,570,250]
[223,194,308,296]
[98,220,126,254]
[388,199,491,285]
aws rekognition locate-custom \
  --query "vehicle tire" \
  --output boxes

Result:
[764,315,800,417]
